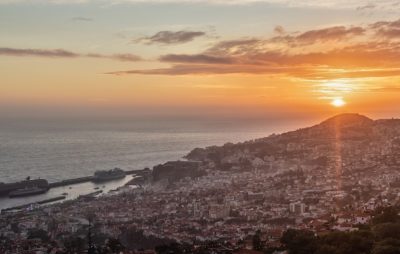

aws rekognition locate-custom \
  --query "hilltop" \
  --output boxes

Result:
[185,113,400,175]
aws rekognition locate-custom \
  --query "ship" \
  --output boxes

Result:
[9,186,49,198]
[92,168,126,183]
[0,178,49,197]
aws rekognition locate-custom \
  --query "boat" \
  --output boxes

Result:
[0,178,49,196]
[78,190,103,199]
[9,186,48,198]
[92,168,126,183]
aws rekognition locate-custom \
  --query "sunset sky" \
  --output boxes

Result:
[1,0,400,122]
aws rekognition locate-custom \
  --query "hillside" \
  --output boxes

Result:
[185,113,400,176]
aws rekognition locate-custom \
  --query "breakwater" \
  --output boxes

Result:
[48,176,94,188]
[1,196,66,212]
[49,169,150,188]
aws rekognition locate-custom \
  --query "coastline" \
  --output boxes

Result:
[0,174,137,211]
[0,169,149,211]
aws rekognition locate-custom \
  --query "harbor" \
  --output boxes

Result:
[0,169,148,211]
[0,168,150,197]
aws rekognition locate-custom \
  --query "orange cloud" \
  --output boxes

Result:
[270,26,365,45]
[108,19,400,80]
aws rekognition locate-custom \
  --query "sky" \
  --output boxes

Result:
[1,0,400,123]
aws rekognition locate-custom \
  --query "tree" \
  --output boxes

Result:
[372,238,400,254]
[281,229,317,254]
[373,223,400,240]
[64,236,86,254]
[279,207,400,254]
[106,238,125,253]
[155,242,185,254]
[253,230,263,251]
[372,207,400,225]
[372,244,400,254]
[10,222,19,233]
[27,228,50,242]
[316,230,373,254]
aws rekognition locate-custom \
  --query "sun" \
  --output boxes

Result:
[331,98,346,107]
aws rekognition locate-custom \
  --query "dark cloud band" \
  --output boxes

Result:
[0,47,142,62]
[135,30,206,45]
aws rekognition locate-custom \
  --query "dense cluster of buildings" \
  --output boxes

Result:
[1,114,400,253]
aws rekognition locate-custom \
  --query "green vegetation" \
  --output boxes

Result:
[281,206,400,254]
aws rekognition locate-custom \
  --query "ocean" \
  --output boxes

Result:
[0,117,304,209]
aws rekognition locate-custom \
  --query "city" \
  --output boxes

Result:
[1,113,400,253]
[2,1,400,253]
